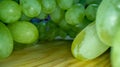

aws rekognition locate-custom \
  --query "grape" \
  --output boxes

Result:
[79,17,92,29]
[70,25,83,34]
[111,29,120,67]
[37,11,48,20]
[20,0,41,17]
[58,28,67,39]
[37,20,60,41]
[7,21,39,44]
[50,7,65,23]
[58,19,71,31]
[96,0,120,46]
[65,4,85,25]
[0,22,13,59]
[71,22,109,60]
[69,17,91,38]
[41,0,57,14]
[68,30,78,38]
[85,4,98,21]
[59,17,90,38]
[45,21,58,41]
[57,0,73,10]
[0,1,21,23]
[71,18,90,32]
[37,21,47,40]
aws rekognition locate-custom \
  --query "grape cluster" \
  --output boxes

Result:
[12,0,100,41]
[0,0,101,60]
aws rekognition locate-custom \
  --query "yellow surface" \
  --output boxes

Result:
[0,41,111,67]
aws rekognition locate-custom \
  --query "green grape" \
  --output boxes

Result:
[58,18,91,38]
[79,17,91,29]
[0,1,21,23]
[46,21,58,41]
[38,21,47,40]
[41,0,57,14]
[36,0,48,20]
[58,19,71,31]
[111,28,120,67]
[65,4,85,25]
[0,22,13,59]
[70,17,91,35]
[57,0,73,10]
[67,30,77,38]
[57,28,67,39]
[50,7,65,23]
[96,0,120,46]
[20,0,41,17]
[85,4,98,21]
[37,21,59,41]
[37,11,48,20]
[70,25,82,34]
[71,22,109,60]
[7,21,39,44]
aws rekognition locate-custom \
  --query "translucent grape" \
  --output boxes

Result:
[0,22,13,59]
[71,22,109,60]
[65,4,85,25]
[0,1,21,23]
[58,19,71,31]
[41,0,57,14]
[85,4,98,21]
[7,21,39,44]
[50,7,65,23]
[38,21,47,40]
[96,0,120,46]
[20,0,41,17]
[111,29,120,67]
[45,21,58,41]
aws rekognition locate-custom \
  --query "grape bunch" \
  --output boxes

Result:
[0,0,113,65]
[28,0,99,40]
[0,0,99,58]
